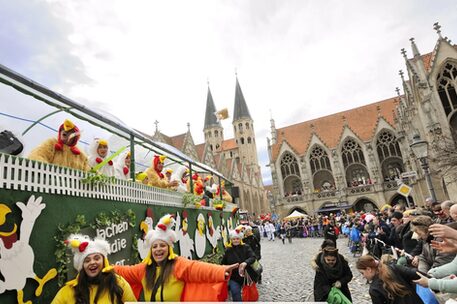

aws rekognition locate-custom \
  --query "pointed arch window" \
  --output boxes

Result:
[238,123,243,133]
[240,137,245,144]
[341,138,366,167]
[437,61,457,117]
[309,145,335,191]
[280,151,300,178]
[247,137,252,144]
[216,144,220,150]
[341,138,370,186]
[376,130,404,181]
[309,145,332,174]
[246,122,250,129]
[215,130,219,137]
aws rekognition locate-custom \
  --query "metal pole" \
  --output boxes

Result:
[129,135,135,180]
[421,158,437,203]
[188,162,194,194]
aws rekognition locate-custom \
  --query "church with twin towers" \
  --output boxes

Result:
[152,77,269,216]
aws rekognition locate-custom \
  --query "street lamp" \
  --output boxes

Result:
[409,134,437,203]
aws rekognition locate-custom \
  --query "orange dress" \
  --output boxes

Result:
[114,256,228,301]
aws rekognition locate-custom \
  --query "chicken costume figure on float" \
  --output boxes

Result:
[87,138,115,177]
[114,150,131,180]
[114,214,237,302]
[145,155,178,189]
[173,166,190,193]
[216,181,233,203]
[28,119,90,171]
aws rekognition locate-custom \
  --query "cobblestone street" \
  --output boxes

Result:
[256,237,372,302]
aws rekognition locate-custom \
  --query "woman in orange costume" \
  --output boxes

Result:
[114,214,239,301]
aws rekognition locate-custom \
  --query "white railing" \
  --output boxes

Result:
[0,153,185,207]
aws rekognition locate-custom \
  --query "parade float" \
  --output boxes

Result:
[0,64,238,303]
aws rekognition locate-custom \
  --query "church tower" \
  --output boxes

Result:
[232,77,259,171]
[203,86,224,152]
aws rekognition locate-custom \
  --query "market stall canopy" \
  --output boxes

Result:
[284,210,308,220]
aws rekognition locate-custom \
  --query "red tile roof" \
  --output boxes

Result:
[195,143,205,162]
[221,138,237,151]
[271,97,398,162]
[169,133,186,150]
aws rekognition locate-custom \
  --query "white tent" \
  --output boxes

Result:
[284,210,308,220]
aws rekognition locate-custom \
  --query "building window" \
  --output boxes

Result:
[437,60,457,117]
[208,132,211,138]
[238,123,243,133]
[341,138,370,186]
[376,130,404,181]
[341,138,366,167]
[240,137,245,144]
[230,151,233,157]
[280,151,300,178]
[216,144,220,150]
[247,137,252,144]
[215,130,218,137]
[309,145,335,192]
[309,145,332,174]
[246,122,250,129]
[210,144,213,151]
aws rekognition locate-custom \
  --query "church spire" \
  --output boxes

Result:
[410,37,421,58]
[203,86,221,130]
[233,77,252,122]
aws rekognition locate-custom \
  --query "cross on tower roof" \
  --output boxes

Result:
[395,87,401,96]
[154,120,159,132]
[400,48,407,59]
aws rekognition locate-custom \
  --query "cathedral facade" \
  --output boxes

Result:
[153,78,269,216]
[267,24,457,216]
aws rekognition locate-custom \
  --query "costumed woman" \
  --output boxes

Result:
[221,228,257,302]
[114,151,131,180]
[145,155,178,189]
[173,166,190,193]
[312,245,353,302]
[87,138,115,177]
[51,235,136,303]
[28,119,90,171]
[216,181,233,203]
[356,254,424,304]
[114,214,239,301]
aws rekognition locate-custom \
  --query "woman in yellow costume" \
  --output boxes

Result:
[145,155,178,189]
[114,214,239,301]
[216,181,233,203]
[28,119,90,171]
[51,234,136,303]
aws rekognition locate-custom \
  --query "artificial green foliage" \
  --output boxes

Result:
[53,215,86,286]
[182,193,202,207]
[199,251,224,264]
[80,172,116,186]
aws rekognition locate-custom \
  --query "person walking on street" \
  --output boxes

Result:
[312,245,353,302]
[222,228,257,302]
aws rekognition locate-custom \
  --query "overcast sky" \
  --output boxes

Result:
[1,0,457,185]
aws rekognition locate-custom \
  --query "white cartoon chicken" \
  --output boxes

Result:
[0,195,57,304]
[137,208,154,260]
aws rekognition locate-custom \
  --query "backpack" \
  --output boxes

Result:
[0,130,23,155]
